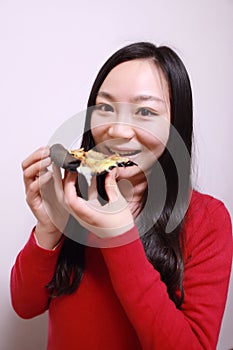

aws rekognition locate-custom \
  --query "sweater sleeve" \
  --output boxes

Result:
[10,229,63,319]
[101,197,233,350]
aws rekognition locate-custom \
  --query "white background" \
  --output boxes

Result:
[1,0,232,349]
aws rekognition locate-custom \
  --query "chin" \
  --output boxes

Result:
[116,165,148,183]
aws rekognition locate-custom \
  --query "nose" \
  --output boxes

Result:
[108,122,135,139]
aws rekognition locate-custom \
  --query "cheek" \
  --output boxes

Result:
[91,123,107,144]
[137,123,170,154]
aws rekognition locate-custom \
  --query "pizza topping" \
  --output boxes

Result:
[50,143,137,176]
[50,143,137,201]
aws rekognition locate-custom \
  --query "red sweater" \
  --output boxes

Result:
[11,191,233,350]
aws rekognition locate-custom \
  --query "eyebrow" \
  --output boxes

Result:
[133,94,165,104]
[96,91,165,104]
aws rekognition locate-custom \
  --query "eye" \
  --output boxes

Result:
[136,107,158,117]
[95,103,114,112]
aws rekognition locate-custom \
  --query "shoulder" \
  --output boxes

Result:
[183,190,233,260]
[187,189,232,226]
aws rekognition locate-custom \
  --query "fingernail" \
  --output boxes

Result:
[110,168,117,178]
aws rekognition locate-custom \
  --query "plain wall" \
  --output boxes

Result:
[1,0,232,349]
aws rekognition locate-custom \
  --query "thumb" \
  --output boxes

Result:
[52,163,65,203]
[105,169,121,203]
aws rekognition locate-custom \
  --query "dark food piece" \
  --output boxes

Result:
[50,143,137,203]
[96,172,109,204]
[50,143,81,173]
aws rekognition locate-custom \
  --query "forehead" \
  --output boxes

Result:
[98,59,169,101]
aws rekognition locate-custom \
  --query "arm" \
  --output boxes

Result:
[10,229,63,319]
[101,198,233,350]
[11,147,69,318]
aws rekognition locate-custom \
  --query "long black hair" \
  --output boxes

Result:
[47,42,193,308]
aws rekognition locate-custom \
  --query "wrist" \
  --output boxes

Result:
[35,223,62,250]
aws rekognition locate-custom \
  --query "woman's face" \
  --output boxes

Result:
[90,59,171,181]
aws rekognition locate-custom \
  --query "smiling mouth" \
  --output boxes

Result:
[106,146,141,158]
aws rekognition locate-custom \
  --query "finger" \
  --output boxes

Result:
[26,171,52,206]
[22,146,50,171]
[52,163,63,187]
[87,176,98,201]
[23,157,52,189]
[64,172,89,216]
[52,163,65,203]
[63,171,79,206]
[63,171,77,189]
[104,169,121,203]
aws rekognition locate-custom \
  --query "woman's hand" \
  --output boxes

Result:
[62,169,134,239]
[22,147,134,244]
[22,147,69,249]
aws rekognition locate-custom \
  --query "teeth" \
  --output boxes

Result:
[108,148,139,156]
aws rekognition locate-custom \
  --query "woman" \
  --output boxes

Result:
[11,42,232,349]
